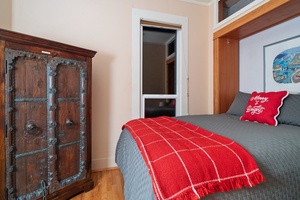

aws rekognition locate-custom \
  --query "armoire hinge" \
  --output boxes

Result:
[5,124,7,138]
[5,60,7,74]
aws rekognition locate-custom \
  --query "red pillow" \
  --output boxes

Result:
[240,91,288,126]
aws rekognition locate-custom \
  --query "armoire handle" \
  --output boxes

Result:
[26,121,38,134]
[26,122,37,131]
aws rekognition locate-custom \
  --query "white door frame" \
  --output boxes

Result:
[132,8,189,119]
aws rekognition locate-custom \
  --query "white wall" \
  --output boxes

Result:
[11,0,212,170]
[239,16,300,93]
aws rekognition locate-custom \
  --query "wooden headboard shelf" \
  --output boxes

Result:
[213,0,300,114]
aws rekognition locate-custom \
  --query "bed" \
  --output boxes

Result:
[115,92,300,199]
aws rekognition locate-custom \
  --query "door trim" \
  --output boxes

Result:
[132,8,189,118]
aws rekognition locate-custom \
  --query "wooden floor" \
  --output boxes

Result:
[71,168,125,200]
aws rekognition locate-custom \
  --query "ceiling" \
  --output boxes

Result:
[180,0,213,5]
[190,0,241,7]
[143,30,175,44]
[185,0,240,6]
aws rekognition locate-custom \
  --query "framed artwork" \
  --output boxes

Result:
[264,35,300,93]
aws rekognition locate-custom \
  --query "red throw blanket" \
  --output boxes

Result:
[122,116,265,200]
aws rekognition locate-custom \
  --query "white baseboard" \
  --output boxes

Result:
[92,157,117,171]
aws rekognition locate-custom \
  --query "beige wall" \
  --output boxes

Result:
[0,0,12,29]
[11,0,212,170]
[208,2,214,114]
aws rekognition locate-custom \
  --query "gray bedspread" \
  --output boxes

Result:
[115,114,300,199]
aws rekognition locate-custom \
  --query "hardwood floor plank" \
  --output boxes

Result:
[70,169,124,200]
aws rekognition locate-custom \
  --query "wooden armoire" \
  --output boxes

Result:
[0,29,96,199]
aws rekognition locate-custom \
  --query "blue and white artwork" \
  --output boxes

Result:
[273,46,300,84]
[264,35,300,93]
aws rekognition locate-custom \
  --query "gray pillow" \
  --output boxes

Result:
[277,93,300,126]
[227,91,251,116]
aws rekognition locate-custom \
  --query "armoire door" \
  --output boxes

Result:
[5,49,49,199]
[47,57,88,193]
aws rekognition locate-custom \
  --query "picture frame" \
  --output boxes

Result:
[263,35,300,93]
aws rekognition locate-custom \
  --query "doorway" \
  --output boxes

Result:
[132,9,189,119]
[142,26,177,118]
